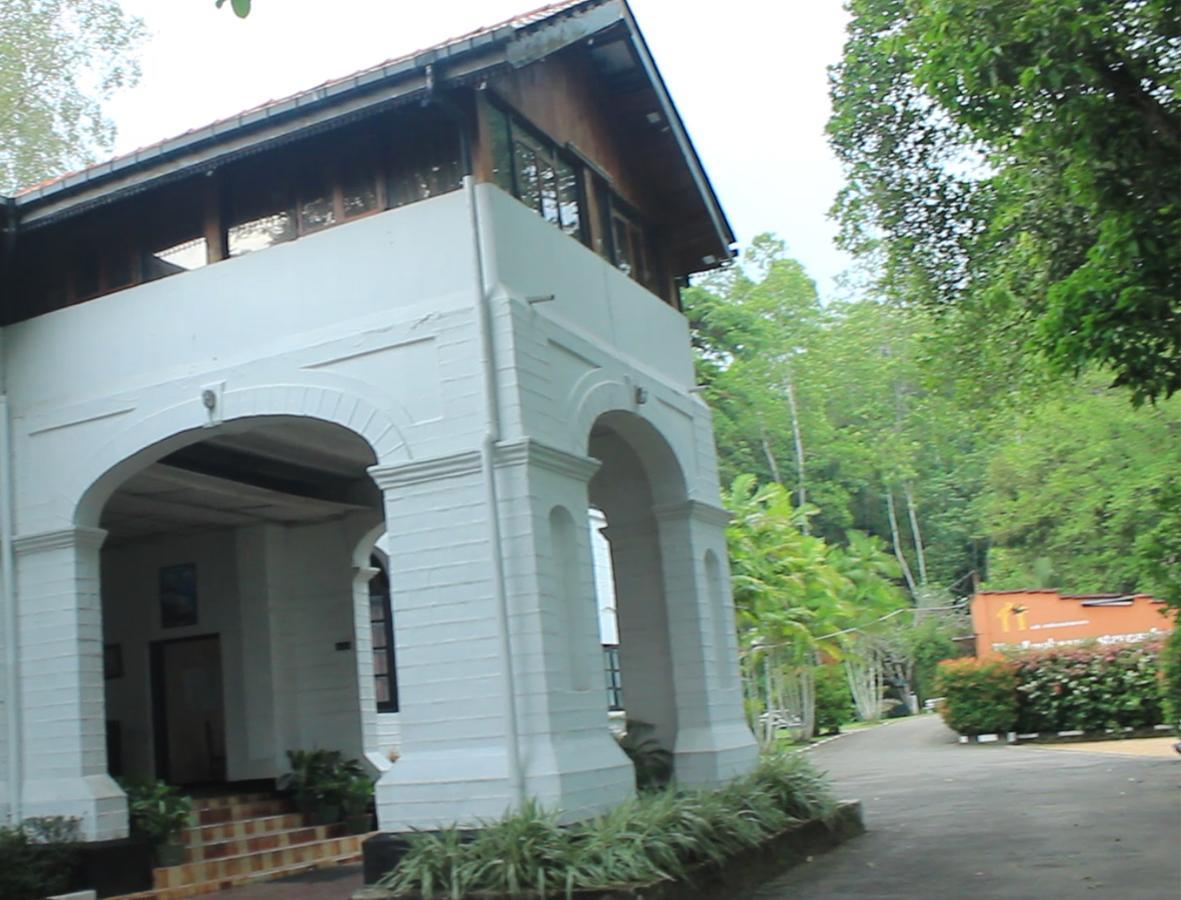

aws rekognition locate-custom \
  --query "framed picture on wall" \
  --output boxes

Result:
[103,643,123,679]
[160,563,198,628]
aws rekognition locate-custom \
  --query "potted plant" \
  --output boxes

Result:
[281,749,365,825]
[123,779,192,867]
[341,773,374,834]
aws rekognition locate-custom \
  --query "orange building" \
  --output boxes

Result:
[971,589,1173,658]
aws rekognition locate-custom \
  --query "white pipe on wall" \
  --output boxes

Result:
[0,329,22,825]
[463,175,525,807]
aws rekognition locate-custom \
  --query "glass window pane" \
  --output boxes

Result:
[299,189,336,233]
[342,170,378,218]
[488,104,514,194]
[373,653,388,675]
[371,624,386,649]
[228,212,295,257]
[514,142,541,214]
[375,677,390,703]
[557,159,581,240]
[540,159,560,226]
[612,215,633,275]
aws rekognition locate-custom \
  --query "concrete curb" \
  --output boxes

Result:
[957,724,1174,744]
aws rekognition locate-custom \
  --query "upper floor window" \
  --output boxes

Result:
[487,101,585,243]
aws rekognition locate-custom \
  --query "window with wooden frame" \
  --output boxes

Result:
[486,100,585,244]
[369,555,399,713]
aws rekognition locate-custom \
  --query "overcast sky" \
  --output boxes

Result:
[108,0,853,299]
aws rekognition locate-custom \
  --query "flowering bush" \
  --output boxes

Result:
[1161,626,1181,730]
[934,658,1018,735]
[1013,641,1164,734]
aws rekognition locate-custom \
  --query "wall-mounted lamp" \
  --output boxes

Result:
[634,386,649,405]
[201,389,217,411]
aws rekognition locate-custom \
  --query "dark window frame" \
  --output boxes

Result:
[485,95,589,246]
[369,554,399,714]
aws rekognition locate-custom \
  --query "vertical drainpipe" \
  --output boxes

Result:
[428,68,526,807]
[0,197,22,825]
[0,332,21,827]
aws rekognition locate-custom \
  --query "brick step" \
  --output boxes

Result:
[153,832,370,890]
[190,791,277,812]
[183,811,306,848]
[184,822,347,862]
[110,849,365,900]
[194,798,293,825]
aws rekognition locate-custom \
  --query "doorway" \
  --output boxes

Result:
[151,635,227,785]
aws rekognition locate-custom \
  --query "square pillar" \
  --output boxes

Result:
[369,451,519,830]
[14,527,126,840]
[368,441,633,832]
[653,501,757,786]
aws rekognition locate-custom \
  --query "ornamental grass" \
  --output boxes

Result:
[377,752,835,899]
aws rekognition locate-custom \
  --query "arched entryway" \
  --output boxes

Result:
[587,411,687,767]
[587,409,757,787]
[86,416,388,789]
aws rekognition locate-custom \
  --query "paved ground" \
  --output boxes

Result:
[215,863,363,899]
[753,715,1181,899]
[216,717,1180,899]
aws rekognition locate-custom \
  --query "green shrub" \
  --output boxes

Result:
[0,817,81,900]
[934,658,1018,735]
[615,720,673,791]
[1013,640,1165,734]
[122,779,193,846]
[814,665,854,734]
[378,753,835,898]
[1156,625,1181,730]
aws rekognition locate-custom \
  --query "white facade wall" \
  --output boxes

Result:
[0,182,755,838]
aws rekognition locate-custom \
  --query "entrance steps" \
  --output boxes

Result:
[110,791,372,899]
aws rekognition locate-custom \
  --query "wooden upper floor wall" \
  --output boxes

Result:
[2,18,728,324]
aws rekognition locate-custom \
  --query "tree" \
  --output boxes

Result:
[0,0,145,193]
[829,0,1181,404]
[979,375,1181,594]
[724,475,907,739]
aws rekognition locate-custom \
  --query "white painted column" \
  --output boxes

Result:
[493,440,633,821]
[368,452,519,830]
[653,501,757,786]
[14,527,127,840]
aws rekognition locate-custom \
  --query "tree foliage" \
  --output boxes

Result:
[981,375,1181,594]
[829,0,1181,403]
[0,0,145,193]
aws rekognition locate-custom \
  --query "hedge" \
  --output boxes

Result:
[934,658,1018,735]
[1013,640,1164,734]
[935,639,1171,737]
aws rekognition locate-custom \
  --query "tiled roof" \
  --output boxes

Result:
[15,0,596,197]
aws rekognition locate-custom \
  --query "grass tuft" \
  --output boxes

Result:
[378,752,836,898]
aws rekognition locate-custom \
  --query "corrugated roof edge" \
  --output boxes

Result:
[9,0,596,206]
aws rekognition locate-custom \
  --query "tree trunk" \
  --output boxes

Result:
[903,481,928,587]
[758,419,783,485]
[885,487,918,596]
[784,372,807,533]
[844,643,883,722]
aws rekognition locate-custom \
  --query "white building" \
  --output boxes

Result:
[0,0,757,849]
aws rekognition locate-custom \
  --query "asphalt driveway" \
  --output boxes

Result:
[753,715,1181,899]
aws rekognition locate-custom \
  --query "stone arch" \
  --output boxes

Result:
[73,381,412,528]
[567,375,693,506]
